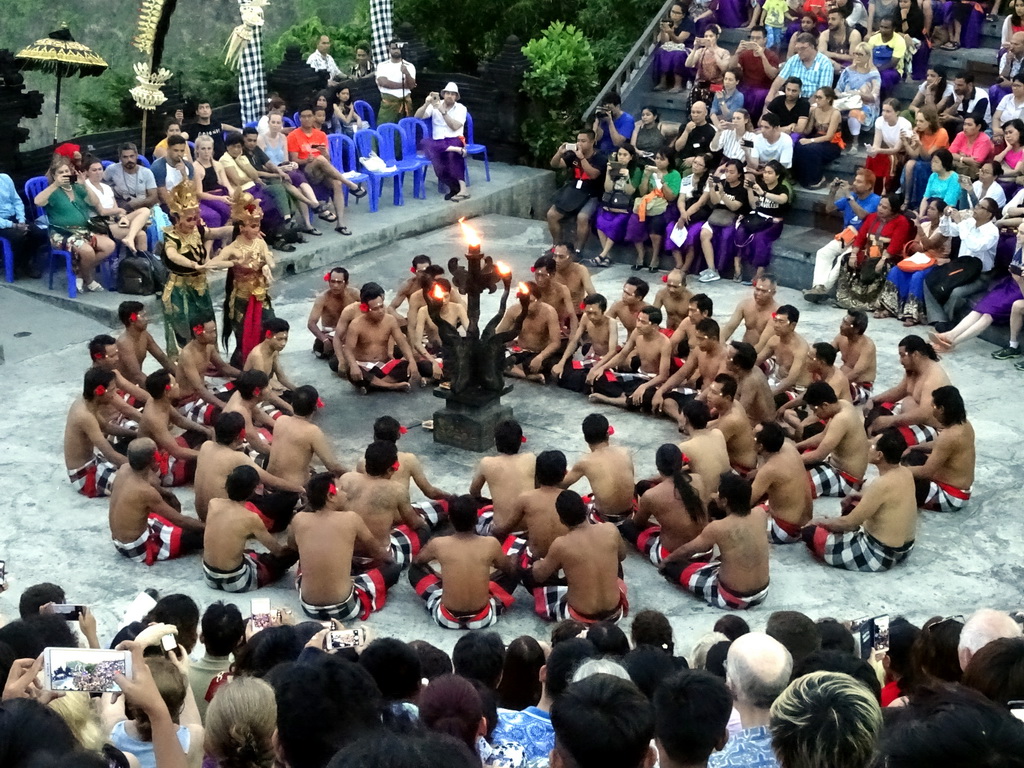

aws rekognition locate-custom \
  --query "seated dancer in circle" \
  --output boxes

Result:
[357,415,449,500]
[834,310,877,406]
[139,370,212,487]
[115,301,177,388]
[552,294,619,393]
[863,334,949,446]
[244,318,299,417]
[905,385,975,513]
[799,381,870,499]
[412,277,469,383]
[342,283,422,392]
[174,318,241,426]
[563,414,637,524]
[496,281,563,383]
[588,307,672,413]
[65,369,129,498]
[750,422,813,544]
[308,266,359,361]
[469,419,537,536]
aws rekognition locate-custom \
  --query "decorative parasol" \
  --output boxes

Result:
[15,25,108,145]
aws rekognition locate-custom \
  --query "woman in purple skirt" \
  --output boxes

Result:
[655,3,696,92]
[667,152,714,272]
[734,160,792,283]
[595,145,642,267]
[696,158,749,282]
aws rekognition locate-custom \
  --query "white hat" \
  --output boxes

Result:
[443,82,460,97]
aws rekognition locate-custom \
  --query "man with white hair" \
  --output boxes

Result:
[958,608,1023,671]
[414,82,469,202]
[709,633,792,768]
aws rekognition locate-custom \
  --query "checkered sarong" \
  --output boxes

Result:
[412,499,448,530]
[409,565,514,630]
[533,579,629,623]
[850,381,873,406]
[370,0,393,77]
[874,402,938,447]
[298,569,390,621]
[155,435,194,487]
[177,395,222,426]
[113,513,185,565]
[807,462,863,498]
[236,1,267,125]
[768,514,803,544]
[634,526,670,566]
[68,454,118,498]
[805,526,914,572]
[203,555,259,592]
[921,480,971,513]
[667,560,769,610]
[475,504,494,535]
[388,525,426,568]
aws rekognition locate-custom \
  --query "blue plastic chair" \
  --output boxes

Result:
[378,124,427,199]
[463,112,490,184]
[327,134,370,208]
[101,159,113,169]
[136,155,151,168]
[282,116,296,129]
[1,234,14,283]
[353,129,404,212]
[244,120,258,130]
[23,176,79,298]
[353,100,376,129]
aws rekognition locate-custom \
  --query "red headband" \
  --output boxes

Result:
[324,273,331,282]
[410,267,416,274]
[391,461,400,471]
[129,312,139,322]
[359,303,369,313]
[661,275,668,283]
[399,426,408,434]
[607,426,615,436]
[328,483,337,495]
[530,266,536,272]
[94,385,107,397]
[265,330,273,339]
[193,323,206,336]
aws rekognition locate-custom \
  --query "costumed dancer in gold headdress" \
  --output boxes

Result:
[217,190,276,365]
[161,181,230,353]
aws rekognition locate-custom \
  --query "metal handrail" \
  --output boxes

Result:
[582,0,680,119]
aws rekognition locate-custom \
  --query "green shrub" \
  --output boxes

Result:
[265,5,371,71]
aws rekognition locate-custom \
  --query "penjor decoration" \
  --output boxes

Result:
[227,0,269,125]
[130,0,179,154]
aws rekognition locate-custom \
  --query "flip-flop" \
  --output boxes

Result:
[335,225,352,236]
[318,209,337,223]
[350,185,367,199]
[451,192,471,202]
[313,201,329,214]
[302,227,322,236]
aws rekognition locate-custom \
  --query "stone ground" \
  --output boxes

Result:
[0,213,1021,658]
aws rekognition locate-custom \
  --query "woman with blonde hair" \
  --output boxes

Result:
[834,43,881,152]
[205,677,277,768]
[51,692,133,767]
[193,134,234,230]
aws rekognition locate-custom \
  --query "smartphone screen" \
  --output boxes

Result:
[43,647,132,693]
[324,628,365,651]
[160,634,178,653]
[51,604,84,621]
[872,615,890,654]
[251,598,272,630]
[851,616,873,660]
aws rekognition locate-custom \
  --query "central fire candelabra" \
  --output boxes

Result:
[425,219,529,451]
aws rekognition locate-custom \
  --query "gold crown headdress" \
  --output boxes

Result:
[168,180,200,215]
[230,190,264,226]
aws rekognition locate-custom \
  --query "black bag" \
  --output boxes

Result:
[553,183,592,215]
[601,188,633,212]
[925,256,982,304]
[737,213,774,234]
[88,216,113,237]
[117,253,158,295]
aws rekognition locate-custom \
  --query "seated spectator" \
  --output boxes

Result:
[547,130,608,253]
[710,71,745,127]
[924,198,1001,328]
[918,149,963,214]
[695,159,748,283]
[834,43,880,152]
[348,42,374,79]
[766,78,811,136]
[152,117,192,161]
[256,95,290,137]
[687,26,732,108]
[893,0,929,81]
[258,111,325,233]
[33,154,116,293]
[866,99,913,194]
[950,116,995,178]
[688,0,719,37]
[189,601,244,718]
[901,107,949,210]
[103,142,161,225]
[963,637,1024,708]
[792,87,843,188]
[192,135,232,230]
[913,615,964,685]
[748,112,794,171]
[805,168,881,303]
[786,13,821,59]
[496,636,545,710]
[877,197,951,325]
[594,91,636,156]
[654,2,696,93]
[186,100,239,157]
[627,148,681,272]
[673,101,717,167]
[204,677,276,767]
[938,0,983,50]
[816,618,857,654]
[668,152,714,272]
[768,35,834,101]
[631,106,668,163]
[767,611,821,667]
[711,108,757,162]
[634,609,678,655]
[835,194,911,312]
[221,132,295,250]
[833,0,868,32]
[418,674,488,755]
[596,145,641,265]
[994,74,1024,144]
[306,34,343,82]
[882,617,921,705]
[939,71,990,140]
[359,637,423,721]
[730,31,779,125]
[769,671,882,768]
[0,171,47,279]
[909,68,954,120]
[314,90,341,134]
[995,118,1024,183]
[990,32,1024,112]
[866,16,907,99]
[735,160,791,282]
[334,85,367,136]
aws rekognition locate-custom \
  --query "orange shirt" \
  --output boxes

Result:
[286,128,328,161]
[919,128,950,155]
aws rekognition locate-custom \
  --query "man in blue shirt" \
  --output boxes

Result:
[804,168,882,303]
[593,91,636,156]
[709,633,792,768]
[0,173,47,279]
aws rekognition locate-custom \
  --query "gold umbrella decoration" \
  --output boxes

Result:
[15,25,108,145]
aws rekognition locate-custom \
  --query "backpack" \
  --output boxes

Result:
[117,252,159,295]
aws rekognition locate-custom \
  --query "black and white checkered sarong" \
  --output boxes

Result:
[805,526,914,572]
[807,462,862,498]
[236,1,267,125]
[370,0,393,76]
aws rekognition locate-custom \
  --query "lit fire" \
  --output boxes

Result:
[458,217,481,248]
[516,282,530,297]
[431,284,447,301]
[495,261,512,276]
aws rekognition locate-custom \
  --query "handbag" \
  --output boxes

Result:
[601,189,633,211]
[553,183,592,215]
[708,207,737,227]
[832,93,863,111]
[737,213,774,234]
[88,216,113,237]
[925,256,983,303]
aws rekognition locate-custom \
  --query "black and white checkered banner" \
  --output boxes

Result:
[237,0,267,125]
[370,0,393,75]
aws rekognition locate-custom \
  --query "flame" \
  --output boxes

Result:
[516,282,530,296]
[431,284,447,301]
[496,261,512,276]
[458,217,481,248]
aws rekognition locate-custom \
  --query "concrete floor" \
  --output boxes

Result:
[0,214,1020,658]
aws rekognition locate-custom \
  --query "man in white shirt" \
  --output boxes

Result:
[747,113,793,170]
[306,36,342,83]
[414,82,469,201]
[376,39,417,124]
[926,198,1001,329]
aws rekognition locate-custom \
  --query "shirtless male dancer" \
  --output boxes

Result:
[756,304,812,406]
[115,301,176,387]
[493,449,570,571]
[606,277,652,335]
[661,473,771,610]
[175,318,241,425]
[864,335,950,446]
[193,412,304,526]
[266,385,348,490]
[620,444,709,567]
[291,473,399,621]
[496,281,562,382]
[533,254,578,339]
[588,307,671,412]
[360,415,448,500]
[720,275,779,348]
[222,370,275,462]
[799,382,870,499]
[726,341,776,425]
[469,419,537,535]
[834,310,876,404]
[678,400,731,500]
[140,370,212,486]
[563,414,637,523]
[552,293,618,392]
[389,255,433,323]
[88,334,149,407]
[308,266,359,359]
[804,429,917,571]
[343,283,421,392]
[108,438,204,565]
[654,317,728,423]
[777,342,851,439]
[707,374,758,475]
[202,465,298,592]
[906,385,975,513]
[551,242,596,311]
[750,422,813,544]
[412,277,469,382]
[244,318,298,415]
[530,490,630,624]
[652,269,693,331]
[65,369,129,498]
[408,495,519,630]
[668,293,713,363]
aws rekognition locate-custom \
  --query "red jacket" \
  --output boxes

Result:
[853,212,912,265]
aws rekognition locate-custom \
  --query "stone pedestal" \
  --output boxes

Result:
[432,385,513,452]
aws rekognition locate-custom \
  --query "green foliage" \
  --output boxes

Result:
[520,22,597,165]
[178,58,238,106]
[576,0,663,79]
[265,4,371,71]
[75,70,141,133]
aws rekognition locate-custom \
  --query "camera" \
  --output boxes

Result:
[595,109,609,120]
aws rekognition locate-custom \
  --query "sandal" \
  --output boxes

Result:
[335,225,352,236]
[451,192,471,202]
[350,185,367,199]
[313,201,329,214]
[301,227,322,236]
[318,209,337,223]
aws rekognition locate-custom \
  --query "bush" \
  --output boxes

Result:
[520,22,597,166]
[576,0,663,80]
[266,5,371,71]
[76,70,142,133]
